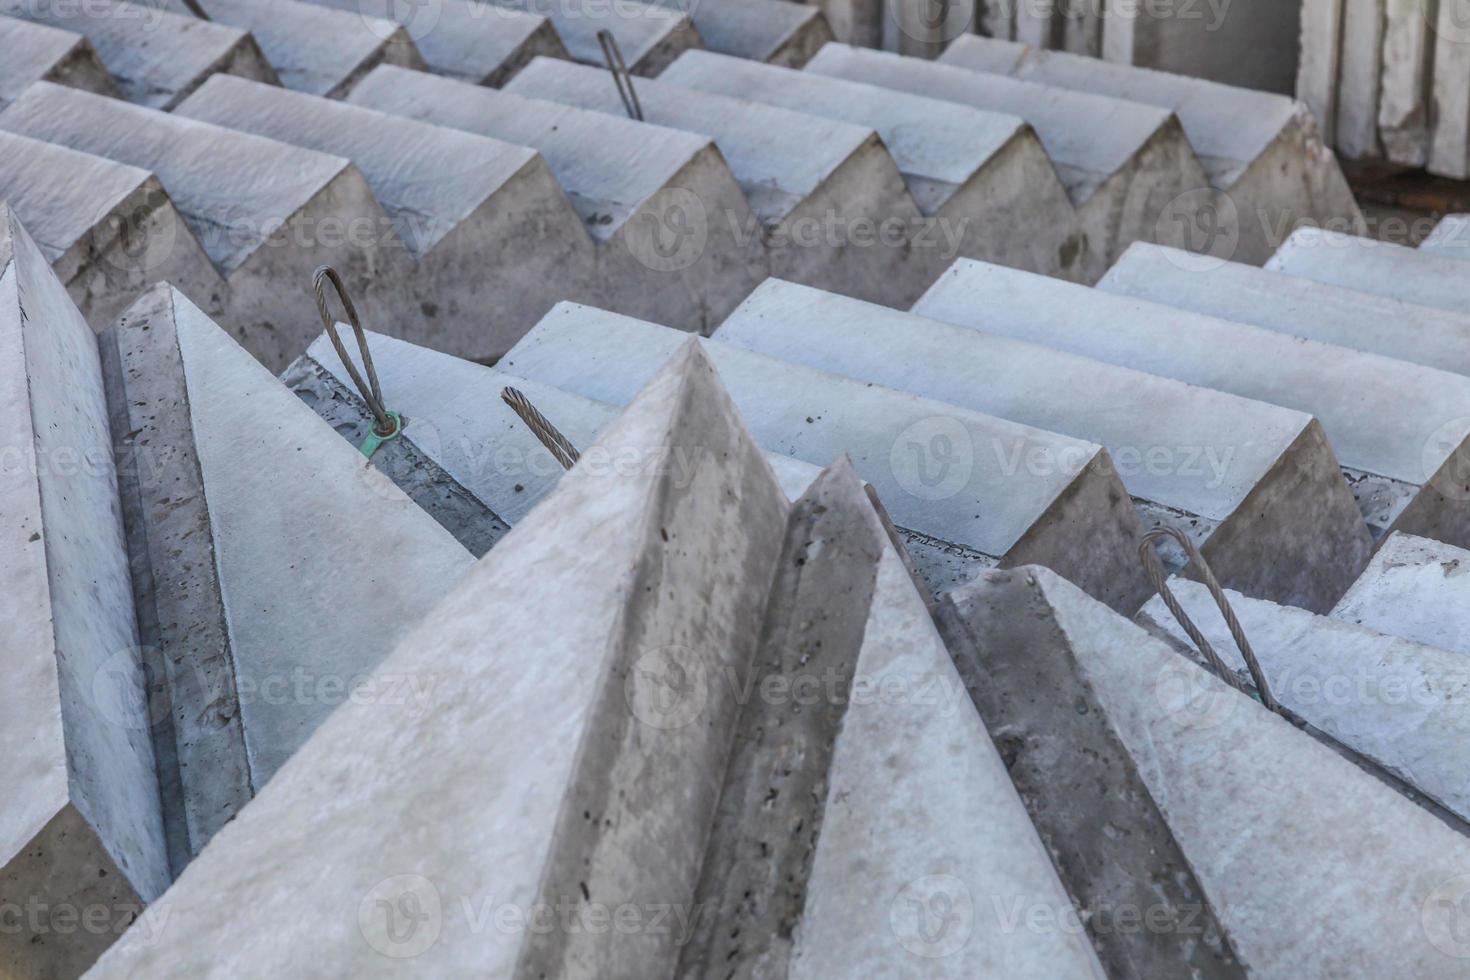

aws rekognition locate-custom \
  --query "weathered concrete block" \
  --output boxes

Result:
[502,302,1152,610]
[1141,577,1470,828]
[0,13,116,107]
[1101,241,1470,377]
[805,42,1212,277]
[649,0,835,66]
[506,56,937,308]
[944,565,1470,977]
[1333,0,1386,160]
[176,73,591,360]
[1331,531,1470,655]
[939,35,1363,264]
[1430,6,1470,178]
[660,49,1090,282]
[168,0,427,97]
[301,0,566,85]
[347,65,765,335]
[0,129,227,330]
[1376,0,1434,166]
[1297,0,1346,145]
[0,206,168,979]
[0,82,401,371]
[0,0,278,109]
[1102,0,1300,94]
[100,284,473,861]
[484,0,699,75]
[87,343,793,977]
[725,278,1365,613]
[1270,226,1470,315]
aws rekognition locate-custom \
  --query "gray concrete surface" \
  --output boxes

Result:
[1271,226,1470,315]
[1331,532,1470,655]
[1431,5,1470,178]
[347,65,766,336]
[0,206,168,979]
[649,0,833,66]
[1101,0,1300,94]
[0,13,116,107]
[1421,213,1470,261]
[722,278,1363,613]
[484,0,699,75]
[100,283,473,863]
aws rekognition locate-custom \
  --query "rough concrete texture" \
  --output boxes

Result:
[300,0,567,85]
[1271,226,1470,315]
[939,35,1364,265]
[347,65,767,336]
[923,256,1462,561]
[1102,0,1300,94]
[484,0,699,75]
[1333,0,1386,160]
[0,129,228,330]
[167,0,427,97]
[661,49,1091,282]
[0,82,400,372]
[502,302,1152,610]
[1102,242,1470,377]
[0,13,117,107]
[86,343,794,978]
[100,284,473,862]
[177,73,592,360]
[0,0,279,109]
[0,206,168,978]
[680,462,1106,979]
[805,42,1212,277]
[1376,0,1434,166]
[939,570,1245,979]
[648,0,834,66]
[1431,6,1470,178]
[954,565,1470,977]
[1331,531,1470,655]
[724,277,1356,612]
[1297,0,1345,145]
[1141,577,1470,827]
[506,56,937,308]
[1421,213,1470,261]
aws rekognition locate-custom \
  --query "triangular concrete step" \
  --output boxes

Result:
[85,343,796,977]
[0,13,116,107]
[175,74,592,360]
[0,0,278,109]
[718,279,1368,614]
[944,565,1470,977]
[0,129,227,330]
[484,0,698,75]
[920,256,1470,555]
[1330,532,1470,656]
[1268,226,1470,316]
[938,34,1363,264]
[299,0,566,85]
[659,49,1090,282]
[1101,241,1470,377]
[648,0,833,66]
[166,0,427,97]
[1139,576,1470,829]
[100,284,473,864]
[804,42,1212,277]
[1421,213,1470,260]
[0,82,400,372]
[281,327,823,555]
[680,462,1106,978]
[0,206,169,978]
[501,302,1151,610]
[346,65,765,336]
[505,56,935,308]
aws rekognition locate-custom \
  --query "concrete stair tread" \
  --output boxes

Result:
[1269,227,1470,316]
[0,12,117,106]
[657,0,832,65]
[1331,531,1470,656]
[482,0,695,75]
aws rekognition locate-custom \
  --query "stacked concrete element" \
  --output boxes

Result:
[505,57,938,308]
[0,14,116,107]
[345,66,767,335]
[1331,532,1470,655]
[1141,578,1470,828]
[647,0,834,66]
[300,0,567,85]
[720,279,1368,614]
[500,303,1149,609]
[942,566,1470,977]
[915,257,1470,555]
[0,0,278,109]
[0,130,227,330]
[804,43,1212,277]
[1100,242,1470,377]
[1423,213,1470,260]
[660,49,1090,282]
[1268,227,1470,315]
[940,35,1363,265]
[485,0,699,75]
[175,74,597,359]
[165,0,427,97]
[0,207,169,978]
[0,82,398,372]
[100,284,474,864]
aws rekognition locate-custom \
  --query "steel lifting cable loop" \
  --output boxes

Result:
[179,0,212,20]
[501,388,580,471]
[312,266,402,457]
[596,29,644,122]
[1138,526,1280,713]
